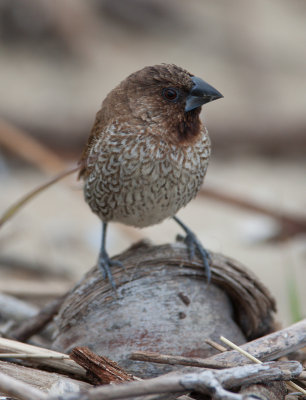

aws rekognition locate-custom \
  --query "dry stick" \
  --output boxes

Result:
[0,166,79,228]
[130,351,224,369]
[65,361,302,400]
[205,339,228,353]
[0,371,48,400]
[0,119,80,229]
[0,353,69,359]
[10,295,66,341]
[0,337,86,379]
[220,336,306,396]
[200,187,306,240]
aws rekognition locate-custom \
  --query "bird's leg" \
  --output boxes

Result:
[97,222,124,289]
[173,216,211,283]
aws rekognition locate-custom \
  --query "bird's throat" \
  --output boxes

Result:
[177,109,202,144]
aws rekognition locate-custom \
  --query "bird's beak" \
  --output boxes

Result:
[185,76,223,112]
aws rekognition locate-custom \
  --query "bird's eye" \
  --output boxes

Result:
[162,88,179,102]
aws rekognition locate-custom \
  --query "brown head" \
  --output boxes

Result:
[79,64,222,176]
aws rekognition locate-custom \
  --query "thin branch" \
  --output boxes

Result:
[0,166,79,228]
[130,351,224,369]
[205,339,227,353]
[220,336,260,364]
[0,353,69,359]
[0,337,86,379]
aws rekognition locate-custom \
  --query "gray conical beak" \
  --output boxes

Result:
[185,76,223,112]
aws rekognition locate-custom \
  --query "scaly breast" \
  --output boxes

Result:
[83,127,210,228]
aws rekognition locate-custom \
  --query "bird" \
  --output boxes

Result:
[79,64,223,288]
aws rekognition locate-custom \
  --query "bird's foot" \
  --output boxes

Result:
[98,251,124,289]
[179,230,211,284]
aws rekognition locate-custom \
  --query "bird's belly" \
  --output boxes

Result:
[83,133,210,228]
[109,174,198,227]
[84,159,208,228]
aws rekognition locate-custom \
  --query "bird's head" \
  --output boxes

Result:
[100,64,223,144]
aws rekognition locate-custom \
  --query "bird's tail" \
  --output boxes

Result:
[0,166,80,229]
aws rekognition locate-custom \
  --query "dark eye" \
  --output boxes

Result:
[162,88,179,102]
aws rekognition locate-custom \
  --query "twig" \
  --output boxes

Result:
[0,353,69,359]
[0,337,86,379]
[130,351,224,369]
[62,361,302,400]
[0,371,48,400]
[0,166,79,229]
[200,187,306,240]
[220,336,306,396]
[205,339,228,353]
[11,295,66,341]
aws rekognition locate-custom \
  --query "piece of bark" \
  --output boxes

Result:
[52,241,275,378]
[70,346,136,385]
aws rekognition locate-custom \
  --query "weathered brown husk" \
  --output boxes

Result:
[52,241,276,378]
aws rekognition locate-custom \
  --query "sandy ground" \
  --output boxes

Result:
[0,155,305,326]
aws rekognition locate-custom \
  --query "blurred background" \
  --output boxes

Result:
[0,0,305,326]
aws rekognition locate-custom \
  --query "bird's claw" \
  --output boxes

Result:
[98,252,124,290]
[184,231,211,284]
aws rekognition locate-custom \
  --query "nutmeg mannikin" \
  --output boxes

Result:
[79,64,223,288]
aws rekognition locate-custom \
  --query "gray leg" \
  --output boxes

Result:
[97,222,124,289]
[173,216,211,283]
